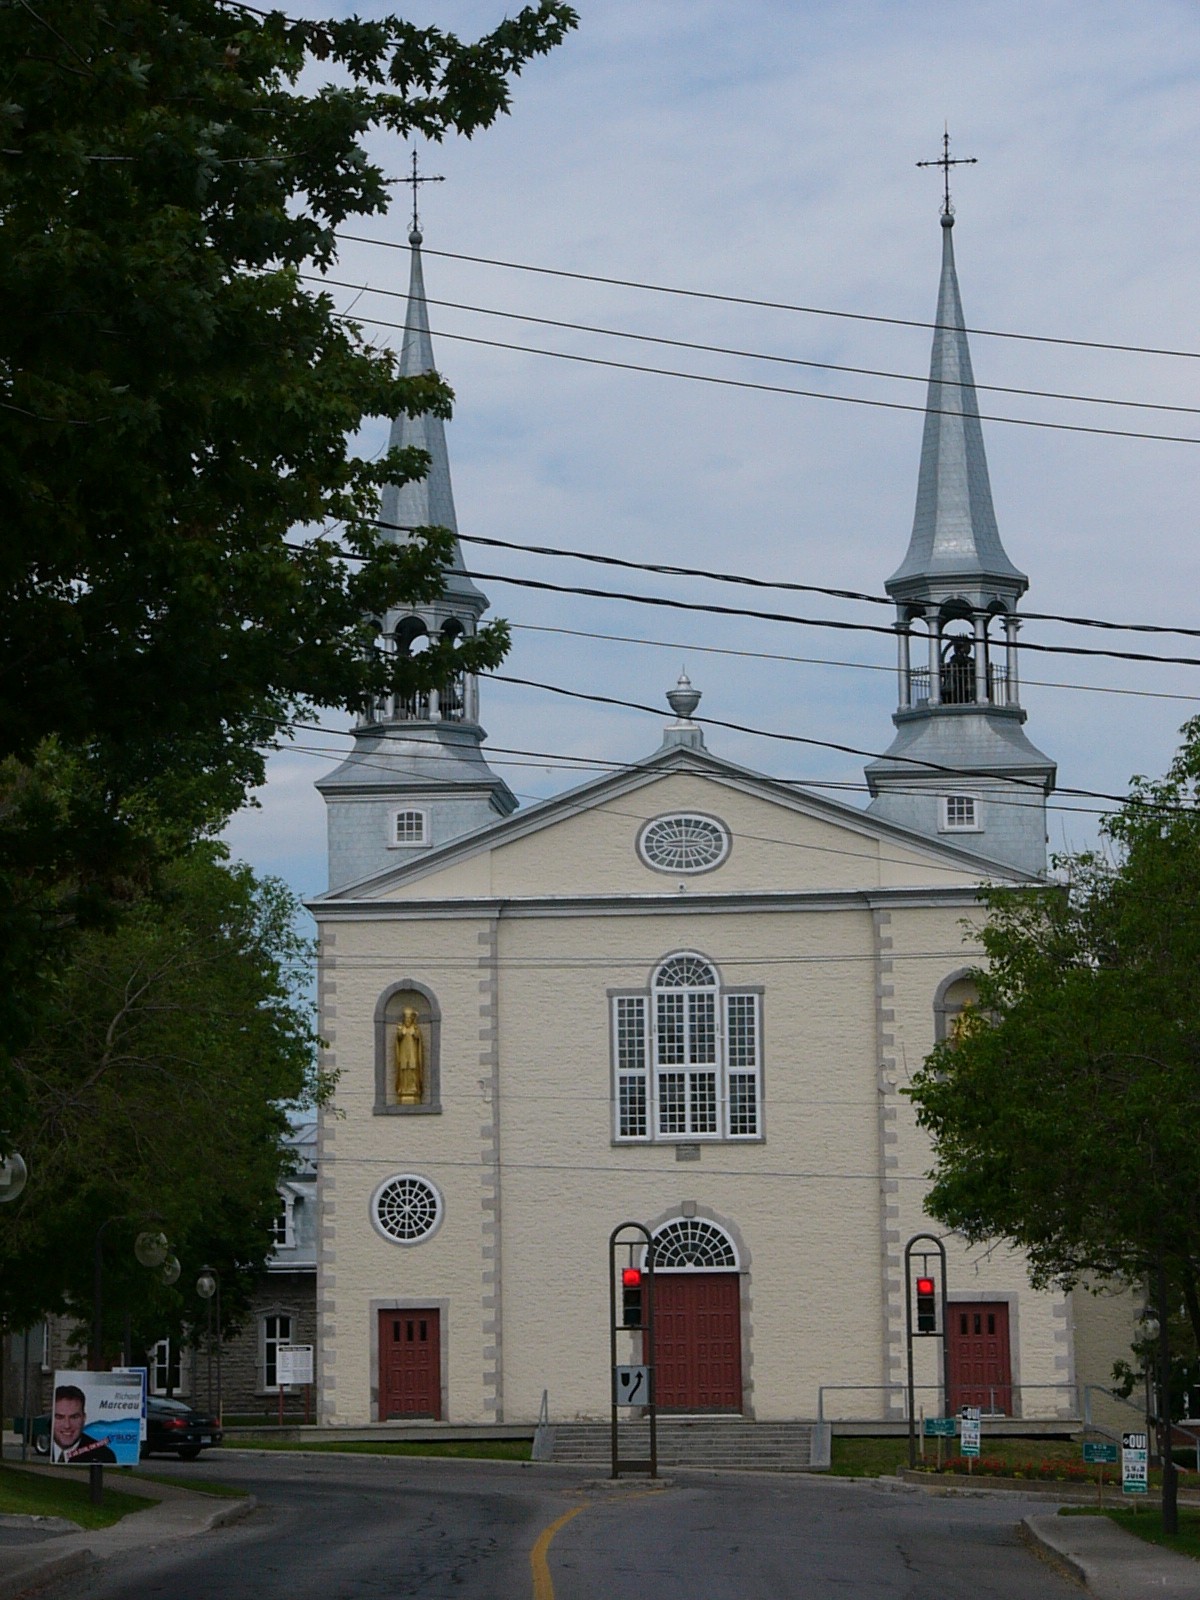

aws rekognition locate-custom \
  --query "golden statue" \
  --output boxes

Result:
[394,1008,425,1103]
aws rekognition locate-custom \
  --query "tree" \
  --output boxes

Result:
[908,719,1200,1527]
[0,0,577,1121]
[0,845,322,1350]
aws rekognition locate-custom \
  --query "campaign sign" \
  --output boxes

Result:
[113,1366,149,1443]
[959,1405,981,1458]
[51,1370,143,1466]
[1121,1431,1149,1496]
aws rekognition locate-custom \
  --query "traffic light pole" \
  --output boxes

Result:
[904,1233,950,1468]
[608,1221,657,1479]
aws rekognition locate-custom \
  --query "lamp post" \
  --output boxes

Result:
[196,1267,222,1425]
[90,1216,168,1506]
[0,1152,28,1467]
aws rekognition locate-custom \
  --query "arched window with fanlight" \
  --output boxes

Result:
[611,952,762,1142]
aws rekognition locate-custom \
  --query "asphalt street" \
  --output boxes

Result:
[49,1451,1080,1600]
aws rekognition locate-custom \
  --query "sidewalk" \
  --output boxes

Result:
[1023,1513,1200,1598]
[0,1464,255,1600]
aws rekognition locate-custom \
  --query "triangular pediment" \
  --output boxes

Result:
[312,743,1029,907]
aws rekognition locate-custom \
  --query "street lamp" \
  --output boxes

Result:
[90,1213,169,1507]
[0,1152,27,1203]
[196,1267,222,1425]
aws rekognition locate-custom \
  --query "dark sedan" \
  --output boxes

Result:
[142,1395,223,1460]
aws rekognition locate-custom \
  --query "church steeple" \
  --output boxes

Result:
[865,206,1055,878]
[316,217,515,893]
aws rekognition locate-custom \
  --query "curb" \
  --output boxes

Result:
[202,1494,258,1530]
[1018,1519,1089,1588]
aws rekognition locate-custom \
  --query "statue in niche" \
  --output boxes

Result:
[393,1007,426,1104]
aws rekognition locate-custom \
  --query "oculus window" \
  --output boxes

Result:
[638,813,730,873]
[371,1174,443,1245]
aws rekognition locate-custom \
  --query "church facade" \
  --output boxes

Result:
[309,210,1106,1429]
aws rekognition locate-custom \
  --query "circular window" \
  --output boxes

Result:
[371,1174,443,1245]
[638,814,730,874]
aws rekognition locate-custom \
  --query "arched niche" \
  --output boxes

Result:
[934,967,982,1045]
[374,980,442,1115]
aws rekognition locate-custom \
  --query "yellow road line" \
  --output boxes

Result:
[530,1502,587,1600]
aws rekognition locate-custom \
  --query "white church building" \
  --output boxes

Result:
[308,207,1114,1430]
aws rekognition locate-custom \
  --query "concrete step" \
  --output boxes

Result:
[548,1419,818,1471]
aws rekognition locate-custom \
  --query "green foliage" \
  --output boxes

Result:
[0,0,575,1127]
[0,845,324,1336]
[907,717,1200,1358]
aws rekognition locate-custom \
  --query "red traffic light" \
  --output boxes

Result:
[622,1267,642,1288]
[916,1277,935,1296]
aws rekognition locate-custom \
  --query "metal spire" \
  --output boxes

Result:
[916,127,977,219]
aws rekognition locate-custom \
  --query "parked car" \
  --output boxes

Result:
[143,1396,223,1460]
[27,1395,222,1460]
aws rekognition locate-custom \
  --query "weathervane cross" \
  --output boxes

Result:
[916,127,977,217]
[405,149,445,235]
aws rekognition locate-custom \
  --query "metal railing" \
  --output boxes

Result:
[531,1388,555,1462]
[816,1380,1078,1423]
[1082,1383,1200,1473]
[903,664,1012,710]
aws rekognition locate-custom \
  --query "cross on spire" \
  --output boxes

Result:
[916,127,977,218]
[405,149,445,236]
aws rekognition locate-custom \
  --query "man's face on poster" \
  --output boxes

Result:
[53,1394,85,1451]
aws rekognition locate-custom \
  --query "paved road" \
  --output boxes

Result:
[52,1451,1079,1600]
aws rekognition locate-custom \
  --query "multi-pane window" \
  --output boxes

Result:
[941,794,979,831]
[613,953,762,1142]
[393,809,428,846]
[263,1314,292,1390]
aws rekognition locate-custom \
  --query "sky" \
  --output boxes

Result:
[223,0,1200,909]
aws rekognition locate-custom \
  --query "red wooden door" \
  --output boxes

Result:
[652,1273,742,1412]
[948,1302,1012,1415]
[379,1309,441,1420]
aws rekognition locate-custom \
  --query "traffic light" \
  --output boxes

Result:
[916,1276,936,1334]
[622,1267,644,1327]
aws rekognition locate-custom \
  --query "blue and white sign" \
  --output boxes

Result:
[959,1405,981,1457]
[51,1370,143,1466]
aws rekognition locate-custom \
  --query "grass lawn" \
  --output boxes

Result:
[1061,1506,1200,1562]
[830,1436,1095,1480]
[0,1464,156,1530]
[222,1438,531,1461]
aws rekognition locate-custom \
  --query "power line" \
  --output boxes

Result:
[466,565,1200,671]
[284,531,1200,668]
[511,623,1200,706]
[455,531,1200,644]
[334,232,1200,363]
[337,310,1200,448]
[306,273,1200,419]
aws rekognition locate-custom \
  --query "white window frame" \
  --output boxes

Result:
[269,1192,295,1250]
[611,952,762,1143]
[262,1313,293,1392]
[940,794,981,832]
[150,1338,185,1396]
[389,808,429,848]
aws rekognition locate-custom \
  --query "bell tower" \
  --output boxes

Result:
[865,202,1055,876]
[317,217,516,892]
